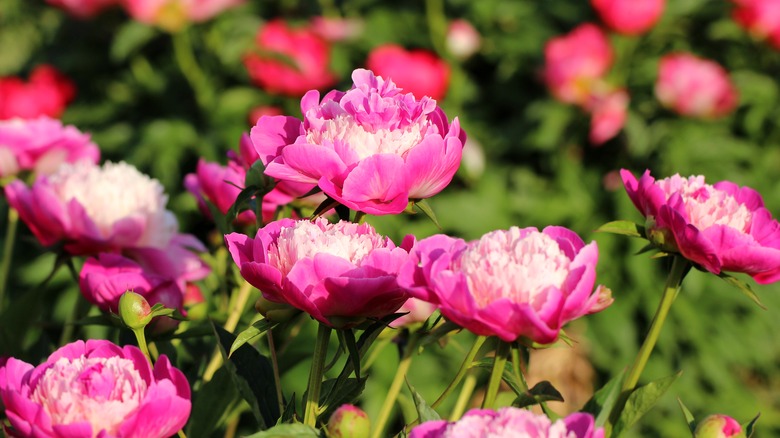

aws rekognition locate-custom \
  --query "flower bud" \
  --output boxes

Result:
[327,404,370,438]
[119,291,153,330]
[255,296,302,323]
[694,415,746,438]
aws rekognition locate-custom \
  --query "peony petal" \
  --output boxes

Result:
[249,115,303,165]
[338,154,410,214]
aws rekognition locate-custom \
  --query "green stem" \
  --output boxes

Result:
[482,340,510,409]
[605,256,689,436]
[133,328,153,364]
[267,327,285,416]
[450,372,477,420]
[304,323,332,427]
[432,335,486,409]
[371,333,419,438]
[0,207,18,311]
[171,29,213,110]
[203,281,253,382]
[424,0,447,56]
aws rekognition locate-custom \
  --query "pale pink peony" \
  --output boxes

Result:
[46,0,118,18]
[410,408,604,438]
[0,117,100,180]
[399,227,611,344]
[694,414,745,438]
[622,169,780,283]
[446,19,481,60]
[366,44,451,101]
[243,20,337,97]
[543,24,614,106]
[121,0,244,31]
[591,0,665,35]
[0,339,191,437]
[5,161,178,254]
[310,16,365,42]
[586,87,629,145]
[732,0,780,50]
[655,53,738,119]
[0,65,76,121]
[251,68,466,215]
[225,218,410,328]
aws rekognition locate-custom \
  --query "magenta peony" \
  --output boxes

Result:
[0,339,191,437]
[0,117,99,180]
[591,0,665,35]
[46,0,117,18]
[0,65,76,121]
[410,408,604,438]
[399,227,611,344]
[121,0,243,31]
[622,169,780,283]
[732,0,780,50]
[243,20,336,97]
[655,53,738,119]
[365,44,450,101]
[251,68,466,215]
[225,218,410,328]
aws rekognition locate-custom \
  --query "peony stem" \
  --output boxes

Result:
[371,332,419,438]
[432,335,486,409]
[605,255,689,436]
[267,327,284,415]
[171,29,214,110]
[304,323,332,427]
[133,327,153,365]
[450,371,477,420]
[482,339,510,409]
[203,281,253,382]
[0,207,18,311]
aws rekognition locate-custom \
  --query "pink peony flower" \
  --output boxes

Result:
[410,408,604,438]
[621,169,780,283]
[5,161,178,254]
[225,218,410,328]
[46,0,118,18]
[0,117,100,180]
[0,65,76,121]
[591,0,665,35]
[446,19,481,60]
[366,44,451,101]
[586,87,629,145]
[310,16,365,42]
[389,297,437,328]
[243,20,337,97]
[121,0,244,31]
[0,340,190,437]
[694,414,745,438]
[543,24,614,106]
[251,68,466,215]
[732,0,780,50]
[399,227,611,344]
[655,53,738,119]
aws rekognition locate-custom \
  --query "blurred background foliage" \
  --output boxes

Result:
[2,0,780,436]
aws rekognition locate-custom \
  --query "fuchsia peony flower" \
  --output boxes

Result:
[446,19,481,60]
[121,0,244,31]
[225,218,410,328]
[410,408,604,438]
[591,0,665,35]
[46,0,118,18]
[621,169,780,284]
[732,0,780,50]
[399,227,611,344]
[5,161,178,254]
[366,44,451,101]
[586,87,629,145]
[251,68,466,215]
[655,53,738,119]
[243,20,337,97]
[0,65,76,121]
[0,340,191,438]
[0,117,100,180]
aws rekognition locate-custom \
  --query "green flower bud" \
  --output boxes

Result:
[694,414,746,438]
[118,291,153,330]
[255,296,301,322]
[327,404,370,438]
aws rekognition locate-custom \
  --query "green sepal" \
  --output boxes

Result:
[412,199,442,230]
[718,273,767,309]
[744,412,760,438]
[676,398,696,436]
[595,220,647,238]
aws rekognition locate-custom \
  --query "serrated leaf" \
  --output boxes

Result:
[745,412,760,438]
[406,379,441,423]
[718,273,767,309]
[595,220,647,238]
[243,423,321,438]
[677,398,696,436]
[186,367,242,438]
[512,381,564,408]
[613,371,682,437]
[581,370,625,427]
[229,318,277,357]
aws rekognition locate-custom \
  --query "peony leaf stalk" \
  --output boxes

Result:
[0,207,18,311]
[482,340,510,409]
[371,331,420,438]
[304,323,332,427]
[431,335,486,409]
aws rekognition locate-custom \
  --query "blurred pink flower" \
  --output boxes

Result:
[446,19,481,60]
[591,0,665,35]
[5,161,178,254]
[399,227,611,344]
[243,20,337,97]
[694,414,744,438]
[225,218,410,328]
[622,169,780,283]
[732,0,780,49]
[0,65,76,120]
[410,408,604,438]
[0,116,100,180]
[655,53,738,118]
[543,24,613,106]
[46,0,117,18]
[121,0,243,31]
[251,69,466,215]
[310,16,365,42]
[586,87,629,145]
[366,44,451,101]
[0,340,190,437]
[248,105,283,126]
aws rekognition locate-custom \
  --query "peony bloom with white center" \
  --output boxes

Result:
[225,218,410,328]
[4,161,178,254]
[398,227,611,344]
[0,339,191,438]
[250,68,466,215]
[622,169,780,283]
[410,408,604,438]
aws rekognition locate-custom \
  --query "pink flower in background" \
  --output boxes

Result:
[251,69,466,215]
[622,169,780,283]
[46,0,117,18]
[399,227,611,344]
[366,45,451,101]
[543,24,613,106]
[5,161,178,254]
[732,0,780,49]
[0,340,190,438]
[225,218,410,328]
[410,408,604,438]
[655,53,738,118]
[121,0,244,31]
[586,87,629,145]
[0,65,76,120]
[446,19,481,60]
[389,297,437,328]
[591,0,665,35]
[693,414,744,438]
[248,105,283,125]
[244,20,337,97]
[310,16,365,42]
[0,117,100,179]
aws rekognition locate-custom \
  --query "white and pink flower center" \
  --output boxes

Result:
[656,174,752,232]
[459,228,570,309]
[30,356,147,435]
[269,219,387,276]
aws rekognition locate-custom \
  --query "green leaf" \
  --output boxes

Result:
[613,371,682,437]
[280,395,298,424]
[310,196,341,220]
[186,367,243,438]
[676,398,696,436]
[718,273,767,309]
[581,370,625,427]
[229,318,277,357]
[744,412,760,438]
[406,379,441,423]
[472,358,524,397]
[225,185,260,225]
[243,423,322,438]
[341,328,362,380]
[512,381,564,408]
[418,320,462,348]
[245,160,276,194]
[111,22,157,62]
[412,199,442,230]
[318,377,366,422]
[595,220,646,238]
